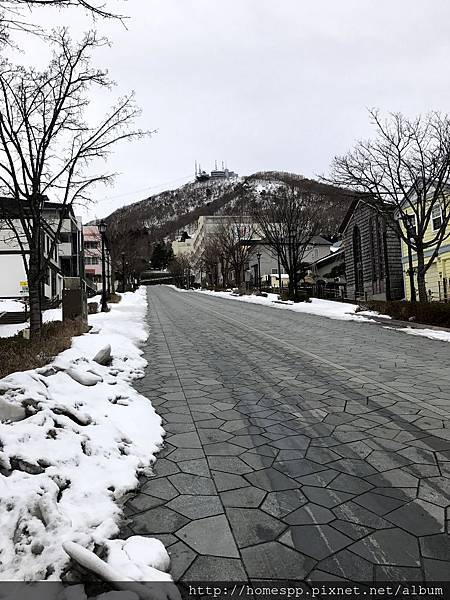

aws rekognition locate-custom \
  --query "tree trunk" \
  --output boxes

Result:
[286,269,295,301]
[234,265,241,286]
[28,252,42,337]
[416,247,428,303]
[292,270,299,302]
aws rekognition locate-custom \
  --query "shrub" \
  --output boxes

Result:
[280,289,311,302]
[88,302,98,314]
[359,300,450,328]
[0,319,88,379]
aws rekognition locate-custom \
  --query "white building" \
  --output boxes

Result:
[0,200,84,303]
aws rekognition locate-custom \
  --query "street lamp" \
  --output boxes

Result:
[277,251,283,294]
[121,251,126,293]
[98,220,108,312]
[219,254,224,288]
[256,251,262,294]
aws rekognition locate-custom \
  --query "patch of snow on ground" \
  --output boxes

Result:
[194,289,374,322]
[0,299,26,312]
[0,323,28,338]
[385,325,450,343]
[0,288,165,580]
[0,307,63,338]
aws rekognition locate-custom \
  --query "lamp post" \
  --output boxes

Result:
[219,254,224,288]
[121,252,126,293]
[256,251,262,294]
[98,220,108,312]
[405,218,417,303]
[277,252,283,294]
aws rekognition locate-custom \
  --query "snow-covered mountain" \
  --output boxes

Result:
[105,170,353,244]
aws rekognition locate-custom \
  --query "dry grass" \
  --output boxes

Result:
[0,319,88,379]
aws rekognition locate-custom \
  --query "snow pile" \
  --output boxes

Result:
[0,288,165,580]
[385,325,450,343]
[195,289,375,322]
[0,299,26,312]
[0,306,63,339]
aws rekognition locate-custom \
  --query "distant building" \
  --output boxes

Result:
[184,214,336,290]
[83,225,112,294]
[307,245,346,299]
[172,231,194,257]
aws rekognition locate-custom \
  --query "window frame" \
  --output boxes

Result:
[431,204,443,231]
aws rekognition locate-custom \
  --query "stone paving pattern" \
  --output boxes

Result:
[120,287,450,582]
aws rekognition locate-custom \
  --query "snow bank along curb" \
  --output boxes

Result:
[0,288,169,581]
[168,286,382,323]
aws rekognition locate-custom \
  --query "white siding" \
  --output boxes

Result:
[0,254,27,298]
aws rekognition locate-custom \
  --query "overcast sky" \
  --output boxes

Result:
[13,0,450,220]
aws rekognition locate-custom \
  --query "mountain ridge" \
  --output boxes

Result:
[104,170,355,271]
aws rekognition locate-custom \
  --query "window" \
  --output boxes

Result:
[432,204,443,231]
[85,257,99,265]
[60,232,71,243]
[271,268,278,274]
[352,225,364,294]
[375,218,384,280]
[84,240,99,249]
[405,213,417,236]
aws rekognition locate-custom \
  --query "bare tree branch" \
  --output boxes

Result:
[327,109,450,302]
[0,0,126,45]
[0,28,147,334]
[250,184,329,300]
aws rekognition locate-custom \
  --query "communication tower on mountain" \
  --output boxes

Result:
[195,160,237,182]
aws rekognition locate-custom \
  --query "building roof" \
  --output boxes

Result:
[314,248,345,267]
[0,196,76,220]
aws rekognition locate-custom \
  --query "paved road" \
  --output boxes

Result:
[122,286,450,582]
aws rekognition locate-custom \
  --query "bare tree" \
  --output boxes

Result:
[195,237,218,287]
[0,0,125,43]
[4,0,122,16]
[215,214,255,286]
[106,212,152,286]
[0,29,145,335]
[329,110,450,303]
[168,253,192,288]
[252,186,328,300]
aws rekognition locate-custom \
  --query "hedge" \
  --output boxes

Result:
[359,300,450,329]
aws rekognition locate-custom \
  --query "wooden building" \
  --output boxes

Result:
[340,200,404,301]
